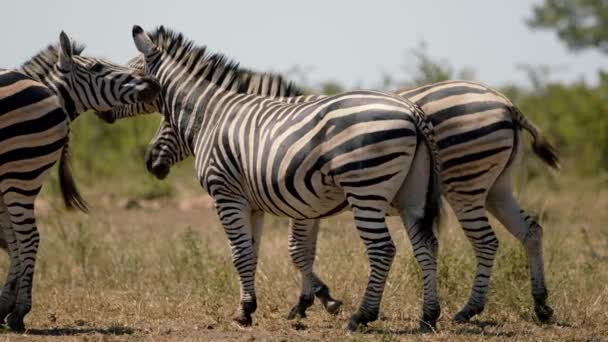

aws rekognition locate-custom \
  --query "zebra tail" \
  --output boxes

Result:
[58,137,88,213]
[422,144,442,234]
[511,106,560,171]
[413,106,442,233]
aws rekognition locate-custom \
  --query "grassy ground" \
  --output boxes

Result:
[1,174,607,341]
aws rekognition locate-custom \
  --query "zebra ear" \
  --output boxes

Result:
[58,31,73,67]
[132,25,155,55]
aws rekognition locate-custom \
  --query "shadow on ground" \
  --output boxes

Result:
[24,325,136,336]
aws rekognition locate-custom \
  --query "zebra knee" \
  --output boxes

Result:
[473,235,499,261]
[383,241,397,260]
[523,219,543,250]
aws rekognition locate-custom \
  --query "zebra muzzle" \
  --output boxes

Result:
[147,160,170,180]
[94,110,116,124]
[136,78,161,103]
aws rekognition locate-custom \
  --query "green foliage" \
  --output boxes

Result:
[509,74,608,177]
[69,113,161,180]
[318,81,344,95]
[528,0,608,53]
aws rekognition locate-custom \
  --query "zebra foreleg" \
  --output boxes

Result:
[312,273,342,315]
[286,219,318,320]
[487,187,553,323]
[452,204,499,323]
[286,218,342,319]
[216,201,260,327]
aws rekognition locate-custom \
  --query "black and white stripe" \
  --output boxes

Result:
[138,77,558,324]
[0,31,160,331]
[106,26,441,331]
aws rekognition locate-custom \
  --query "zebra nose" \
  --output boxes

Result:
[137,78,161,103]
[95,110,116,124]
[147,159,170,180]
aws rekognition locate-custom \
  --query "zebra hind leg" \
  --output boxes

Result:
[395,142,440,330]
[5,200,40,332]
[487,187,553,323]
[452,204,499,323]
[0,198,19,324]
[400,208,440,330]
[346,204,396,331]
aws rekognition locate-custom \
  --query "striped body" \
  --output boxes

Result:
[0,33,160,331]
[142,79,558,323]
[112,26,442,330]
[0,71,68,329]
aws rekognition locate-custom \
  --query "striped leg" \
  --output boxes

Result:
[395,142,440,329]
[311,272,342,314]
[251,211,264,271]
[215,200,260,327]
[0,198,19,323]
[286,219,343,319]
[4,196,40,331]
[400,210,440,329]
[487,184,553,322]
[286,219,317,319]
[346,202,396,331]
[452,203,499,322]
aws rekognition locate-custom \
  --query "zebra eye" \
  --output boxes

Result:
[89,63,104,72]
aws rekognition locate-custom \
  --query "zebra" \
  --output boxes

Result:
[107,59,559,324]
[0,31,160,331]
[103,25,443,331]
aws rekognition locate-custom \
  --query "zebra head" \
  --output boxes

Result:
[95,55,160,123]
[55,31,161,113]
[144,118,189,180]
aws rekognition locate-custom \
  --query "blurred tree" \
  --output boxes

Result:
[318,81,344,95]
[528,0,608,53]
[382,42,475,89]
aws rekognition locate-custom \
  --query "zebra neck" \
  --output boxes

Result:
[20,67,80,121]
[160,80,224,152]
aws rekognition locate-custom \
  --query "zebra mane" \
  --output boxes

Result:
[20,42,86,82]
[147,26,302,97]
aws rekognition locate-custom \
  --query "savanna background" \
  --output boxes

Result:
[5,0,608,340]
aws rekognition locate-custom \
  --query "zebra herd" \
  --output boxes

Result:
[0,25,559,332]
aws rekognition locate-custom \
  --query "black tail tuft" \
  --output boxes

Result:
[512,106,560,171]
[58,138,88,213]
[532,138,560,171]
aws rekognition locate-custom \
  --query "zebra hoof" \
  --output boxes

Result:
[6,313,24,332]
[535,304,554,323]
[315,286,342,315]
[453,306,481,323]
[345,311,376,332]
[233,311,253,327]
[287,295,314,320]
[420,308,440,331]
[324,299,343,315]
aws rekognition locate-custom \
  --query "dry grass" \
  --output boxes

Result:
[1,177,607,341]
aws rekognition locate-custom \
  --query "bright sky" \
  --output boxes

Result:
[3,0,606,88]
